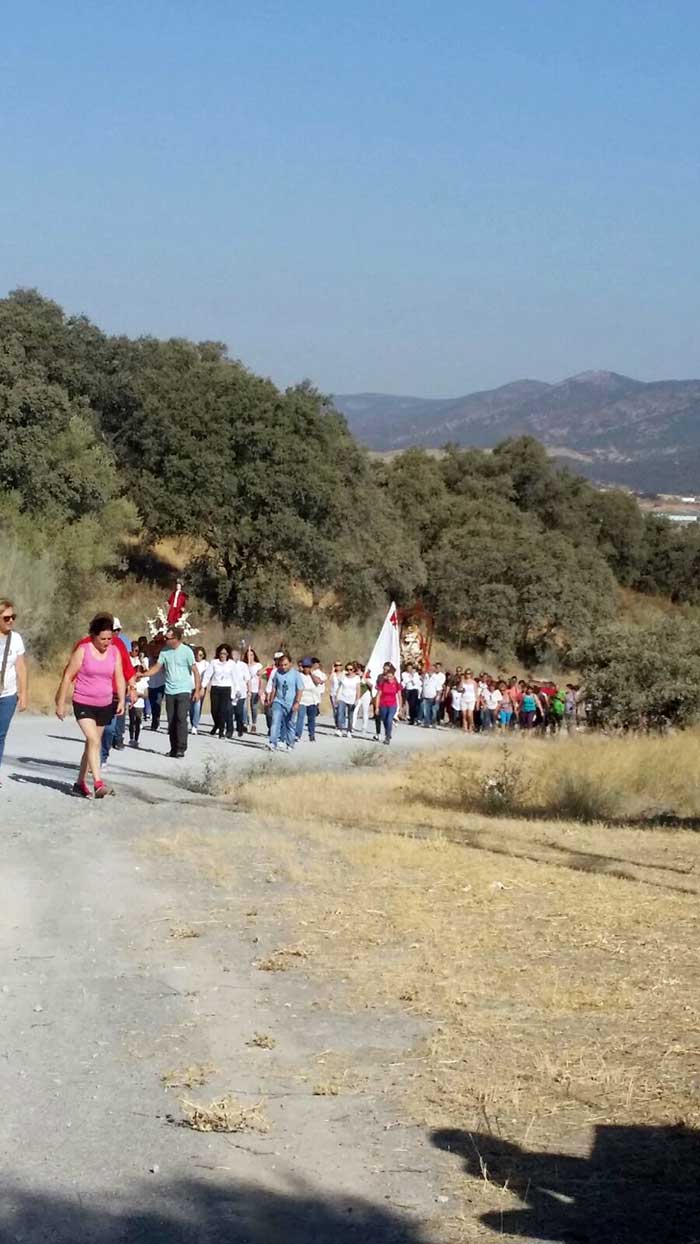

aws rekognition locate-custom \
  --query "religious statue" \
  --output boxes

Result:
[147,578,199,641]
[167,579,189,625]
[400,620,425,667]
[398,604,434,669]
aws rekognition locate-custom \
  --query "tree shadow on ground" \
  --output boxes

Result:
[0,1174,431,1243]
[427,820,700,897]
[9,773,76,797]
[424,783,700,836]
[432,1123,700,1243]
[9,759,218,809]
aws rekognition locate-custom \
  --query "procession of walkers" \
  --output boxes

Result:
[0,603,585,797]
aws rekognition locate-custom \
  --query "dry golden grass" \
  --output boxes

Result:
[152,803,700,1148]
[254,946,310,972]
[161,1063,216,1089]
[151,536,207,570]
[616,584,685,624]
[180,1093,270,1134]
[247,1033,276,1050]
[145,734,700,1235]
[234,728,700,832]
[26,658,63,714]
[169,925,201,940]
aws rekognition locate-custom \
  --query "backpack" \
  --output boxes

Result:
[551,690,566,718]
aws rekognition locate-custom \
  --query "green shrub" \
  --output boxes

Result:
[179,757,234,797]
[460,743,528,816]
[545,770,621,823]
[0,539,58,654]
[574,618,700,731]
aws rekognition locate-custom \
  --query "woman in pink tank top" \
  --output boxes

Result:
[55,613,126,799]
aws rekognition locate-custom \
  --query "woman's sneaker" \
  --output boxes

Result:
[72,780,92,799]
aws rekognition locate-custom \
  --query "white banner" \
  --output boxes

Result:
[367,601,401,685]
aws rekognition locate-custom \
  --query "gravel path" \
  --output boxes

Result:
[0,712,460,1243]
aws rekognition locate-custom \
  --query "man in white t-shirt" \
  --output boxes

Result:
[420,663,446,728]
[401,663,422,724]
[229,656,251,738]
[0,600,28,784]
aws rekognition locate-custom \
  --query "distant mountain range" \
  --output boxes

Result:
[333,371,700,493]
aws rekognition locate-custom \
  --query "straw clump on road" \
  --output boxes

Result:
[180,1093,270,1134]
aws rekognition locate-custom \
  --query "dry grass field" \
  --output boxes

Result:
[152,732,700,1239]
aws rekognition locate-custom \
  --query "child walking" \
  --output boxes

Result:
[129,671,149,747]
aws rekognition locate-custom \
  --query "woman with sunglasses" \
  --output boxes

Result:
[329,661,343,730]
[208,643,235,738]
[0,600,28,785]
[335,662,361,738]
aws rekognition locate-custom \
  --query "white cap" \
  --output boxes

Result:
[112,617,122,629]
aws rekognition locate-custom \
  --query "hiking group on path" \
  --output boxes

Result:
[0,601,583,799]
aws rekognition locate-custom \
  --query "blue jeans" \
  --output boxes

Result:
[246,692,261,727]
[101,720,114,764]
[421,697,438,726]
[0,694,18,768]
[269,700,298,749]
[101,703,120,764]
[337,701,355,732]
[378,704,397,741]
[296,703,319,740]
[190,696,203,729]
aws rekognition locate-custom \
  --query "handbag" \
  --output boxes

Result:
[0,632,11,693]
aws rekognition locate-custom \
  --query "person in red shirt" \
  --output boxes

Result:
[374,662,402,745]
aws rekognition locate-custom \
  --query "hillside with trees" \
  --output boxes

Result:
[3,289,700,667]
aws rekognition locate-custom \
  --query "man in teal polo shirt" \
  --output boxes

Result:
[145,626,202,758]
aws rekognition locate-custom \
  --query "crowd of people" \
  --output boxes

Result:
[0,601,583,799]
[398,661,582,734]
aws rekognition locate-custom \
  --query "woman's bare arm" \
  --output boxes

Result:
[55,648,85,720]
[114,656,126,716]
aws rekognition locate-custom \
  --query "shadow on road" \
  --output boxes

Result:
[0,1174,431,1243]
[432,1122,700,1243]
[9,773,76,797]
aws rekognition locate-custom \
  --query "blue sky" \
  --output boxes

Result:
[2,0,699,395]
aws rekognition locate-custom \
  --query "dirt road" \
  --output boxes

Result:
[1,712,460,1243]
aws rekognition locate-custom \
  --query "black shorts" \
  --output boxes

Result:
[73,700,115,728]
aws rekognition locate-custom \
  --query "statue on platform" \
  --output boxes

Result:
[400,620,424,667]
[398,605,434,670]
[147,578,199,641]
[167,579,189,625]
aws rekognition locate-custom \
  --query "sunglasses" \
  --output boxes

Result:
[2,613,16,622]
